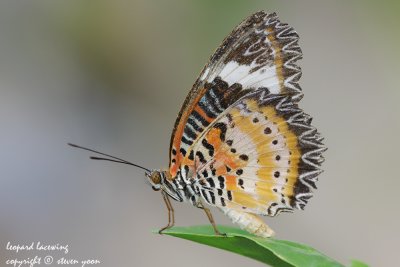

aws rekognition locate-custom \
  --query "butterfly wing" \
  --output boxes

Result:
[169,11,303,177]
[188,90,325,215]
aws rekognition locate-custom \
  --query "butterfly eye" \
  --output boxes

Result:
[151,186,160,191]
[150,172,161,185]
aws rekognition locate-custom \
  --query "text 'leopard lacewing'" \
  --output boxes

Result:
[70,11,326,238]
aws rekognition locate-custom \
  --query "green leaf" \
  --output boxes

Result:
[349,259,369,267]
[155,225,352,267]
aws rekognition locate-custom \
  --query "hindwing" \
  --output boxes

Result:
[187,91,325,215]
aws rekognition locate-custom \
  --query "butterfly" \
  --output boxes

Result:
[70,11,326,238]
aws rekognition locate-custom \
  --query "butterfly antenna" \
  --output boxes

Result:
[68,143,151,172]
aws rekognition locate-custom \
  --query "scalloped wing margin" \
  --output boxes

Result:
[261,92,326,210]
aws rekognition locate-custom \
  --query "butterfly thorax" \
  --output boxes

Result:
[146,169,200,204]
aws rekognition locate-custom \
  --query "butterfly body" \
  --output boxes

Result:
[147,169,200,204]
[146,11,326,237]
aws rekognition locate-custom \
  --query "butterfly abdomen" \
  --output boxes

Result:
[221,207,275,237]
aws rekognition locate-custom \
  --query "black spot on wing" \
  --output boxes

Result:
[238,178,244,189]
[180,148,187,156]
[239,154,249,161]
[213,122,227,141]
[217,189,223,196]
[209,191,216,204]
[221,197,226,206]
[201,139,215,157]
[191,110,209,127]
[207,178,215,188]
[218,176,225,189]
[181,135,193,146]
[187,117,203,132]
[196,151,207,164]
[184,126,197,140]
[227,190,232,201]
[188,150,194,160]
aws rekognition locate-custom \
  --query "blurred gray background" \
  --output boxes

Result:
[0,1,399,266]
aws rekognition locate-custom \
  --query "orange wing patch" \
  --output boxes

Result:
[169,87,207,178]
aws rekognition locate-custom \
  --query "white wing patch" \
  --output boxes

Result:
[218,61,281,94]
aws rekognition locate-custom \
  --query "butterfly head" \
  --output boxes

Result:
[146,170,168,191]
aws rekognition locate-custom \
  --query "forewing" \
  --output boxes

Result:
[189,91,325,216]
[169,11,303,177]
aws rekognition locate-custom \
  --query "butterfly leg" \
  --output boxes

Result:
[197,201,226,237]
[158,191,175,234]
